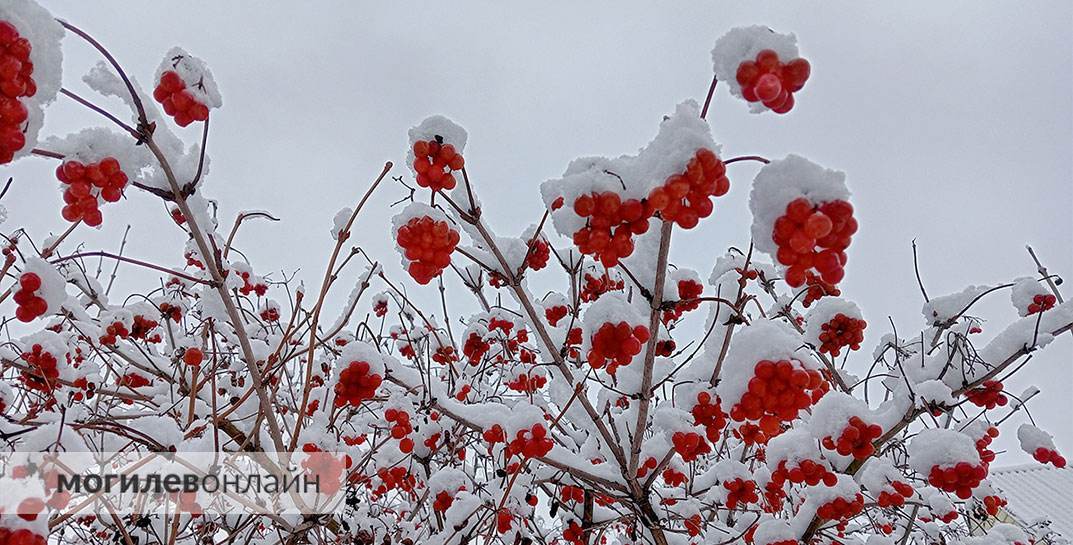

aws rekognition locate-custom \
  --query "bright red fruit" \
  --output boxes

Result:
[14,272,47,322]
[735,49,810,114]
[773,198,856,289]
[571,191,650,267]
[821,416,882,459]
[183,347,204,366]
[0,20,35,165]
[412,138,464,191]
[55,157,128,227]
[396,216,460,284]
[333,360,383,407]
[817,313,866,356]
[647,149,730,229]
[153,70,209,127]
[587,322,650,375]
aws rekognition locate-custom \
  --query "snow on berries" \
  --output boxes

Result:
[582,293,649,375]
[153,47,221,127]
[542,101,720,261]
[717,320,827,436]
[392,202,460,285]
[750,155,856,289]
[0,0,62,165]
[1011,277,1057,316]
[909,428,988,499]
[1017,423,1066,468]
[407,115,467,192]
[810,392,882,461]
[13,257,64,322]
[332,341,386,408]
[804,297,866,357]
[712,26,808,114]
[766,428,837,486]
[811,475,865,521]
[860,459,915,508]
[44,128,149,227]
[17,330,69,394]
[751,519,797,545]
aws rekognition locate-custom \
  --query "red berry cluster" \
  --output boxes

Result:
[876,481,915,508]
[234,269,267,297]
[927,462,987,499]
[816,493,864,521]
[300,444,349,496]
[433,489,458,512]
[131,314,161,343]
[544,304,568,327]
[975,426,999,465]
[662,467,687,487]
[663,278,704,323]
[20,343,60,393]
[822,416,882,460]
[965,381,1007,410]
[1033,447,1066,468]
[771,459,837,487]
[13,272,47,322]
[396,216,460,285]
[647,149,729,229]
[691,391,726,443]
[118,372,151,389]
[981,495,1006,517]
[56,158,128,227]
[333,360,383,407]
[524,238,550,271]
[671,431,711,462]
[572,192,650,267]
[99,320,129,345]
[1027,293,1057,315]
[562,520,585,545]
[802,272,841,307]
[374,466,416,497]
[260,306,279,322]
[153,71,209,127]
[730,360,828,430]
[723,478,759,509]
[774,198,856,288]
[463,331,490,365]
[507,372,546,393]
[412,139,464,191]
[656,339,676,357]
[0,21,34,164]
[385,408,414,453]
[817,313,866,357]
[587,322,650,375]
[735,50,810,114]
[506,423,553,459]
[496,509,513,534]
[580,271,623,302]
[0,527,46,545]
[183,347,203,366]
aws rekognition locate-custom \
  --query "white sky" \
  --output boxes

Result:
[5,1,1071,462]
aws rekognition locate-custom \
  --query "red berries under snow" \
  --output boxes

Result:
[182,347,203,366]
[395,215,460,285]
[572,191,650,267]
[333,360,383,407]
[153,70,209,127]
[412,138,464,192]
[821,416,882,460]
[736,50,810,114]
[816,492,864,521]
[927,462,987,499]
[13,272,46,322]
[20,343,61,393]
[1027,293,1057,315]
[965,380,1007,410]
[0,21,34,165]
[816,313,866,357]
[587,322,650,375]
[773,198,856,288]
[56,157,129,227]
[0,527,46,545]
[672,431,711,462]
[507,423,553,459]
[647,148,730,229]
[730,359,828,434]
[1033,447,1066,468]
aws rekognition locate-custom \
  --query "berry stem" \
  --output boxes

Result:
[700,75,718,120]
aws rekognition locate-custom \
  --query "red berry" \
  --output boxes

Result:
[183,347,204,366]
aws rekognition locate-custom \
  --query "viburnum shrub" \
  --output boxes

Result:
[0,6,1068,545]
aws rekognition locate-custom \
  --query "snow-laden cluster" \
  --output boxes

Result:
[0,0,63,162]
[749,155,851,257]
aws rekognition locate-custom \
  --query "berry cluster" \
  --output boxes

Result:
[507,372,546,393]
[876,481,915,508]
[816,493,864,521]
[770,459,837,487]
[182,347,203,366]
[561,485,585,504]
[671,431,711,462]
[544,304,568,327]
[374,466,416,497]
[816,313,866,356]
[821,416,882,460]
[1027,293,1057,315]
[56,158,129,227]
[580,271,623,302]
[20,343,60,393]
[118,372,151,390]
[433,490,457,512]
[723,478,759,509]
[647,149,730,229]
[735,49,810,114]
[496,510,513,534]
[1033,447,1067,468]
[974,426,1000,465]
[965,381,1007,410]
[572,192,650,267]
[691,391,726,443]
[587,322,650,375]
[662,467,687,487]
[131,314,161,342]
[333,360,383,407]
[300,444,349,496]
[396,216,460,284]
[729,359,828,432]
[802,272,841,307]
[524,238,550,271]
[0,527,46,545]
[385,408,414,453]
[773,198,856,288]
[664,278,705,322]
[0,21,34,164]
[13,272,47,322]
[506,423,553,459]
[412,139,464,191]
[927,462,987,499]
[153,71,209,127]
[462,331,490,365]
[99,320,129,345]
[981,495,1007,517]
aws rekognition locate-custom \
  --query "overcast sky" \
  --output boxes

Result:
[5,2,1071,462]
